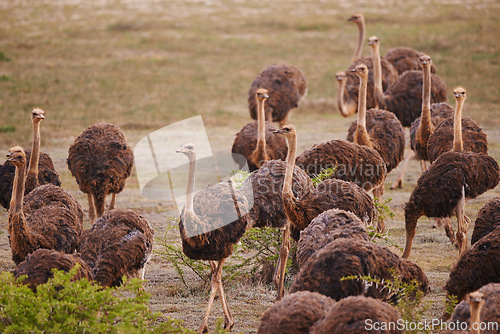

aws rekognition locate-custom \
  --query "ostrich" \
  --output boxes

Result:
[471,197,500,245]
[248,64,307,126]
[426,88,488,164]
[257,291,335,334]
[14,248,93,291]
[445,226,500,303]
[346,63,405,208]
[309,296,403,334]
[296,208,369,268]
[444,284,499,333]
[402,87,500,258]
[347,13,365,63]
[231,88,288,171]
[290,238,430,302]
[0,108,61,209]
[67,122,134,224]
[6,146,84,265]
[177,143,250,333]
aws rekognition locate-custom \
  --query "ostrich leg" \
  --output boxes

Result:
[88,194,96,224]
[108,193,116,211]
[455,189,468,256]
[199,259,228,333]
[391,150,415,189]
[273,221,291,300]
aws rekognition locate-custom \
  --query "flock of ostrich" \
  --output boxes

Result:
[0,11,499,334]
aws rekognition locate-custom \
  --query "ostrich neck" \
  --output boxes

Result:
[336,78,349,117]
[371,44,384,108]
[420,64,433,133]
[352,21,365,62]
[29,121,41,176]
[469,302,483,334]
[452,99,464,152]
[185,154,197,212]
[283,134,297,198]
[254,98,268,162]
[355,74,372,147]
[11,161,26,214]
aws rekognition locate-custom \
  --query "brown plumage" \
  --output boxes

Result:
[232,88,288,171]
[444,283,500,333]
[296,208,369,268]
[78,209,154,288]
[0,108,61,210]
[445,226,500,302]
[6,146,84,265]
[310,296,403,334]
[257,291,335,334]
[471,197,500,245]
[177,143,250,332]
[403,87,500,258]
[67,122,134,224]
[290,238,430,302]
[275,125,376,242]
[385,47,437,74]
[295,138,387,192]
[248,64,307,126]
[14,248,92,291]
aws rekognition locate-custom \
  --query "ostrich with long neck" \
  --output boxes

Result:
[7,146,83,265]
[232,88,287,171]
[346,64,405,231]
[177,143,250,333]
[403,87,500,258]
[348,13,365,62]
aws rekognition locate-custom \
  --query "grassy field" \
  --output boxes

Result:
[0,0,499,333]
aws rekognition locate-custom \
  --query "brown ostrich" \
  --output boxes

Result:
[427,88,488,164]
[385,47,437,75]
[347,13,365,63]
[0,108,61,209]
[289,238,430,302]
[6,146,84,265]
[471,197,500,245]
[67,122,134,224]
[445,226,500,303]
[346,63,405,216]
[231,88,288,171]
[402,87,500,258]
[248,64,307,126]
[257,291,336,334]
[78,209,154,287]
[309,296,403,334]
[444,284,499,333]
[296,208,369,268]
[13,248,93,291]
[177,143,250,333]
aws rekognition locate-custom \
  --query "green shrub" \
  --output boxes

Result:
[0,268,194,333]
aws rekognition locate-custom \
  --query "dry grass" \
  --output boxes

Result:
[0,0,499,333]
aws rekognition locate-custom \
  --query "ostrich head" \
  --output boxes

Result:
[351,64,369,79]
[31,108,45,123]
[453,87,466,101]
[335,71,346,82]
[367,36,379,48]
[419,54,432,67]
[347,13,364,25]
[6,146,27,167]
[255,88,269,101]
[176,143,196,158]
[273,124,296,139]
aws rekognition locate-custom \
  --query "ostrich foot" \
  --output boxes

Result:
[390,178,402,190]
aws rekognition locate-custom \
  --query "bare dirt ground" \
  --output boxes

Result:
[0,1,499,333]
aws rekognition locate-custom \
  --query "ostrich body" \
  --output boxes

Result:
[309,296,403,334]
[0,108,61,210]
[290,238,430,302]
[257,291,335,334]
[232,88,288,171]
[471,197,500,245]
[385,47,437,75]
[295,139,387,193]
[403,87,500,258]
[248,64,307,126]
[78,209,154,287]
[296,208,369,268]
[14,248,92,290]
[445,226,500,303]
[177,143,250,333]
[6,146,84,265]
[67,122,134,224]
[346,64,405,227]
